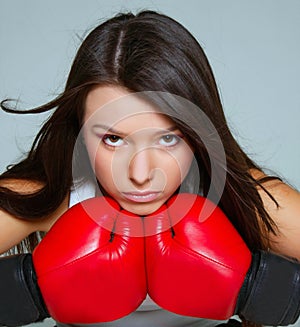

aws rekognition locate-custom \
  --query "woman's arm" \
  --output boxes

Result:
[0,209,38,254]
[0,204,68,255]
[257,177,300,260]
[0,179,69,254]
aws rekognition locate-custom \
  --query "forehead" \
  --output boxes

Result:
[84,85,175,130]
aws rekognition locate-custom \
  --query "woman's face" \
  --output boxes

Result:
[82,85,194,215]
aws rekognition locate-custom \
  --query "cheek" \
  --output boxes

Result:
[162,152,194,189]
[172,145,194,179]
[93,150,129,195]
[84,139,113,186]
[93,151,117,189]
[83,134,98,169]
[180,153,195,178]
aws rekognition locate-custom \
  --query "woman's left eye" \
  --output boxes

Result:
[158,134,180,147]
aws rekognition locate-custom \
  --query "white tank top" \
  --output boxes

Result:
[62,181,230,327]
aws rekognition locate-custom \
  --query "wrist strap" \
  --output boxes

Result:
[238,251,300,325]
[0,254,49,326]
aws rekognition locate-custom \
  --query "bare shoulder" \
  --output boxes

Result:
[251,169,300,259]
[0,208,35,254]
[0,178,69,254]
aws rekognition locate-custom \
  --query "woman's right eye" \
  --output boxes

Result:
[102,134,125,147]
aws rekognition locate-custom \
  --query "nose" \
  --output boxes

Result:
[128,148,153,187]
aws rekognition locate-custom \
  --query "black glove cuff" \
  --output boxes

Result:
[237,251,300,326]
[0,254,49,326]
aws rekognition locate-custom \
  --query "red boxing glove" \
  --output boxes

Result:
[33,197,146,324]
[144,193,252,320]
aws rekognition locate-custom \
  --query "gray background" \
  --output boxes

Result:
[0,1,300,326]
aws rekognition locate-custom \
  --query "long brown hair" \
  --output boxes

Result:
[1,10,278,267]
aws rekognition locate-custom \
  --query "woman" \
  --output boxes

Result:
[0,10,300,327]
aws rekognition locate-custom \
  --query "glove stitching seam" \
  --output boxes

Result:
[36,245,111,278]
[171,239,245,275]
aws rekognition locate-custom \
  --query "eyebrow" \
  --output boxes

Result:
[92,124,180,136]
[92,124,127,137]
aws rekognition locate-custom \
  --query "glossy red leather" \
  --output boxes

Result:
[33,193,252,323]
[33,197,146,323]
[144,193,252,319]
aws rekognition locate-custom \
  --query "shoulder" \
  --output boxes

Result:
[0,208,34,254]
[251,169,300,259]
[0,179,69,254]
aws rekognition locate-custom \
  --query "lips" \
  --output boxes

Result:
[122,191,161,203]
